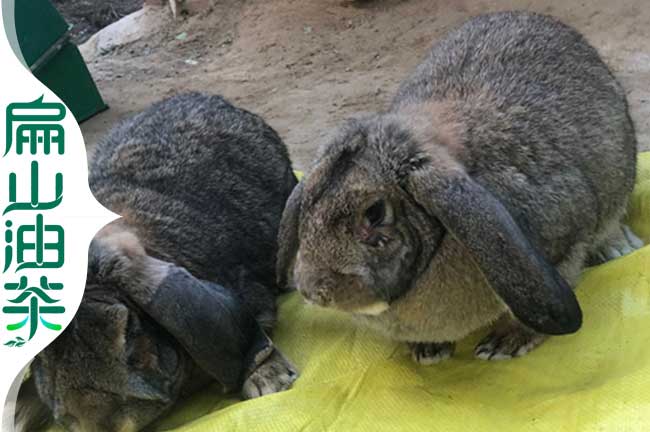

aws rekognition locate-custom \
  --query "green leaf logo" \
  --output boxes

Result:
[4,336,25,347]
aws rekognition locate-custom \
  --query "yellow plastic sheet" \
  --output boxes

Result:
[51,154,650,432]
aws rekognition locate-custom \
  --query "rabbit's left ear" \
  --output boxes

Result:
[132,257,274,391]
[92,229,274,391]
[405,164,582,335]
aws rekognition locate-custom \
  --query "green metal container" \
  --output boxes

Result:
[14,0,108,123]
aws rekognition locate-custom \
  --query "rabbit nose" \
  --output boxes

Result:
[314,289,332,306]
[301,286,332,307]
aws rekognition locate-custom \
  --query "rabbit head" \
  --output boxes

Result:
[280,117,442,315]
[278,112,582,335]
[31,228,188,432]
[31,300,186,432]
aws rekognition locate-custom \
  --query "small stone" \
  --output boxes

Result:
[223,34,233,45]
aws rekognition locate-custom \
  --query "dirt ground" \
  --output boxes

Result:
[76,0,650,170]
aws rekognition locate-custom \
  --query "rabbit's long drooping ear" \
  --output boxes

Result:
[135,258,274,390]
[276,181,304,289]
[406,165,582,335]
[94,232,275,391]
[276,123,365,288]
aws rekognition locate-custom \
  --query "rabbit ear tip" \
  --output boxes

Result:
[549,302,583,335]
[519,297,582,335]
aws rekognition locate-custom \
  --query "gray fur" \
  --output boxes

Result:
[18,93,298,431]
[278,12,641,361]
[14,375,52,432]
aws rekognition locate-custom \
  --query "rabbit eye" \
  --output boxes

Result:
[365,201,386,226]
[364,200,394,227]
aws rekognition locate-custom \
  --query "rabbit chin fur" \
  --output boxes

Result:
[279,11,640,351]
[354,235,510,343]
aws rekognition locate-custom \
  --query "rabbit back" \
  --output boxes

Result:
[391,11,636,263]
[89,93,297,303]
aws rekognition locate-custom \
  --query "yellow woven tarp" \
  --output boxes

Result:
[54,153,650,432]
[149,153,650,432]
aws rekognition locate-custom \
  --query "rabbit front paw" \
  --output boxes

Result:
[242,349,298,399]
[590,224,644,264]
[409,341,455,365]
[474,321,547,360]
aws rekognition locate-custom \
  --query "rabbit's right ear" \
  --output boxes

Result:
[276,181,303,289]
[405,163,582,335]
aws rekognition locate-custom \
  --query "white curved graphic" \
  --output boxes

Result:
[0,5,118,430]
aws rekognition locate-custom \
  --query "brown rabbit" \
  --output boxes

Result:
[16,93,299,432]
[277,11,643,364]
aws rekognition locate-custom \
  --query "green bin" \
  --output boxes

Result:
[14,0,108,123]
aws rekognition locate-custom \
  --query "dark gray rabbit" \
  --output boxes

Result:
[16,92,299,431]
[277,12,643,365]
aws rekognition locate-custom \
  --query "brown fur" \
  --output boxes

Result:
[277,11,642,360]
[357,237,508,342]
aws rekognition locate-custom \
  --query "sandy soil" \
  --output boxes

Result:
[78,0,650,170]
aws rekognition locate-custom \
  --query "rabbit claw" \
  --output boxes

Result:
[409,341,455,365]
[590,224,644,264]
[242,348,298,399]
[475,323,547,360]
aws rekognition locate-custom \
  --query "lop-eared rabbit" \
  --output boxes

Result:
[16,93,299,431]
[277,12,643,365]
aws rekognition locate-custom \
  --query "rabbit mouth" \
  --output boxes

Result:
[351,301,390,315]
[301,294,390,316]
[298,283,390,315]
